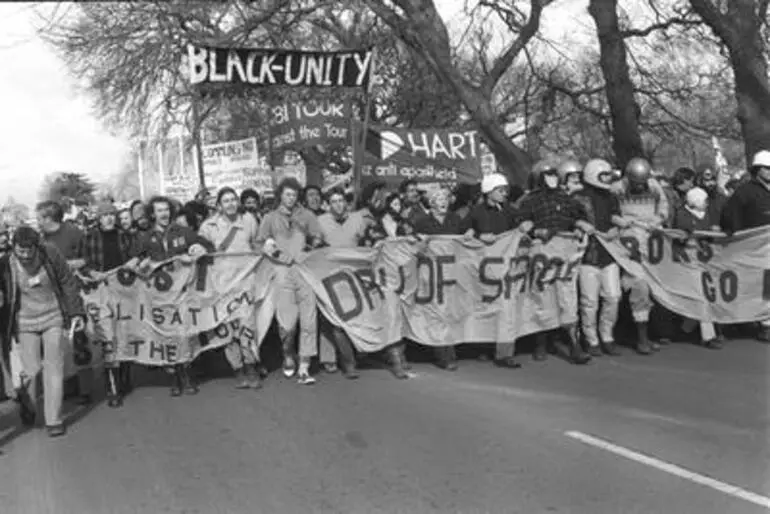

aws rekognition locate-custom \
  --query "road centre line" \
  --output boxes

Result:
[565,430,770,510]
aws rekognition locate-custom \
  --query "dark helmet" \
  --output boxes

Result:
[557,159,583,184]
[529,157,561,190]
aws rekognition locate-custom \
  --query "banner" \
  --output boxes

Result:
[599,225,770,323]
[76,227,769,366]
[201,137,274,195]
[187,45,374,90]
[82,254,277,366]
[360,126,483,191]
[269,99,351,156]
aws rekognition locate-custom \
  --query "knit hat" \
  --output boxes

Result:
[481,173,508,194]
[685,187,708,211]
[751,150,770,170]
[95,201,118,216]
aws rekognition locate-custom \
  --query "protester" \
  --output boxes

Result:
[355,181,410,378]
[131,196,214,396]
[612,157,669,354]
[413,187,464,370]
[721,150,770,342]
[399,179,427,222]
[463,172,530,368]
[240,188,262,223]
[257,177,323,385]
[36,200,92,404]
[573,159,623,358]
[303,185,325,216]
[558,159,584,195]
[117,208,133,232]
[0,226,86,437]
[673,187,724,349]
[697,167,728,225]
[315,187,364,379]
[129,200,151,233]
[199,187,264,389]
[517,160,594,365]
[451,183,478,221]
[665,167,696,227]
[78,201,138,407]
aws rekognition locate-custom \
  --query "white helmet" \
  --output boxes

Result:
[481,173,508,194]
[582,159,615,190]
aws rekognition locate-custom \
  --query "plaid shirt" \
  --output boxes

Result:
[517,188,587,234]
[78,228,137,273]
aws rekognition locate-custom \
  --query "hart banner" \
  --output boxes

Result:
[268,99,352,157]
[187,45,374,90]
[360,126,483,191]
[81,254,277,366]
[598,225,770,323]
[201,137,274,195]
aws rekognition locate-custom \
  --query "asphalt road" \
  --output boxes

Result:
[0,338,768,514]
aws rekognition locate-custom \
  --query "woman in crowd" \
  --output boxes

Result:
[413,187,464,371]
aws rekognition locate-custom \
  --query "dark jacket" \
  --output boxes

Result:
[463,201,518,236]
[79,228,137,273]
[136,223,214,262]
[0,243,86,372]
[573,186,620,268]
[413,211,464,235]
[720,177,770,232]
[674,207,712,232]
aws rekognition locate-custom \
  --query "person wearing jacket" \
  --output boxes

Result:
[257,177,324,385]
[198,187,263,390]
[573,159,624,358]
[721,151,770,342]
[517,160,594,365]
[673,187,724,349]
[130,195,214,396]
[612,157,669,355]
[0,226,86,437]
[463,172,532,368]
[78,201,138,408]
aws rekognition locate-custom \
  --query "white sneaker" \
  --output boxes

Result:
[282,357,296,378]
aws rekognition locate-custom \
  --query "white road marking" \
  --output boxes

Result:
[565,430,770,510]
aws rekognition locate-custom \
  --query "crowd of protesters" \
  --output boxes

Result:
[0,150,768,438]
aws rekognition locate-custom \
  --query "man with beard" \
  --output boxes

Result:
[199,187,264,390]
[315,187,366,379]
[129,200,152,234]
[303,186,325,216]
[697,167,728,229]
[399,179,428,223]
[78,201,138,407]
[131,196,214,396]
[612,157,669,354]
[573,159,624,358]
[721,151,770,342]
[258,178,324,385]
[0,226,86,437]
[517,160,594,365]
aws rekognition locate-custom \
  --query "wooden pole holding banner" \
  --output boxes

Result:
[353,47,377,205]
[136,140,146,201]
[157,140,166,196]
[192,95,206,192]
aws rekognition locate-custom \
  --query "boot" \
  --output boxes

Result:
[119,363,133,395]
[435,347,458,371]
[105,368,124,408]
[17,385,36,427]
[169,368,183,397]
[565,325,591,365]
[234,367,251,389]
[635,322,653,355]
[181,366,199,395]
[387,345,409,379]
[399,344,412,371]
[532,334,548,361]
[244,364,263,389]
[601,341,622,356]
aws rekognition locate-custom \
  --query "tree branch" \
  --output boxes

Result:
[480,0,551,95]
[620,16,701,38]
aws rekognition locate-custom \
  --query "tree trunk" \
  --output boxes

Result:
[689,0,770,165]
[588,0,644,168]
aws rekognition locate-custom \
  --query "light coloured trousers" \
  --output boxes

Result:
[621,273,653,323]
[276,267,318,359]
[224,341,257,371]
[579,264,621,346]
[17,327,65,426]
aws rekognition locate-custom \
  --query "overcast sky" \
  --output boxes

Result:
[0,1,600,210]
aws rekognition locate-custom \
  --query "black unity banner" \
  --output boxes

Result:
[187,44,374,90]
